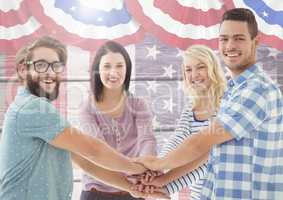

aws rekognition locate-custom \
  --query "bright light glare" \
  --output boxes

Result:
[79,0,123,11]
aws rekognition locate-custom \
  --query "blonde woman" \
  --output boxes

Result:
[138,45,226,199]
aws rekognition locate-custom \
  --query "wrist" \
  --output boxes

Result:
[129,161,145,174]
[157,158,167,170]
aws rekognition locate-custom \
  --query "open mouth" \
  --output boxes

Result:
[40,79,57,89]
[192,80,204,84]
[108,77,119,83]
[224,52,241,58]
[42,79,55,84]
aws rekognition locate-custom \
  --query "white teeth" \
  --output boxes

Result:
[192,80,203,84]
[42,80,54,84]
[225,53,240,57]
[109,78,118,81]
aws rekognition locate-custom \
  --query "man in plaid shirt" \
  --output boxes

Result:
[136,8,283,200]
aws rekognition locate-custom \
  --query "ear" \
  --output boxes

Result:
[17,63,28,81]
[254,34,260,46]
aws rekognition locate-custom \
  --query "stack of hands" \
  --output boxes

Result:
[126,156,171,199]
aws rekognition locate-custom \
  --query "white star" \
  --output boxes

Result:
[268,48,279,58]
[152,116,160,128]
[162,65,176,78]
[97,17,103,22]
[147,81,159,93]
[162,98,177,113]
[176,49,184,58]
[70,6,76,11]
[262,11,268,17]
[146,45,161,60]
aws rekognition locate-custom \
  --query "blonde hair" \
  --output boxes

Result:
[182,45,226,110]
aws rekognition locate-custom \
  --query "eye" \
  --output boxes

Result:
[103,64,111,68]
[219,37,228,42]
[116,64,124,68]
[34,61,48,69]
[198,65,206,69]
[236,37,245,41]
[52,62,64,72]
[185,67,192,72]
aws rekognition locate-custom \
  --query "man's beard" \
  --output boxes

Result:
[26,74,60,101]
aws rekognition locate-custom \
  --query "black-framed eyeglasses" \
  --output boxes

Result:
[26,60,65,73]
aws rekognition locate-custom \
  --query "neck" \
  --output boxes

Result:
[230,61,256,78]
[101,89,125,103]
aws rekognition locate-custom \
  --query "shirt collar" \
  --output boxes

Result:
[17,86,30,96]
[227,65,259,88]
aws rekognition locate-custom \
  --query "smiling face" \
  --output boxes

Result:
[99,52,127,92]
[219,20,258,76]
[183,56,211,93]
[26,47,62,101]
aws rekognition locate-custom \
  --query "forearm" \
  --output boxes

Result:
[72,153,132,191]
[165,152,209,183]
[85,138,135,173]
[159,121,232,170]
[52,127,145,174]
[157,131,210,170]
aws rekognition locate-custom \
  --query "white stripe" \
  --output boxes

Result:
[263,0,283,11]
[233,0,283,40]
[0,17,41,40]
[79,0,123,11]
[139,0,220,39]
[0,0,23,12]
[177,0,223,11]
[41,0,140,39]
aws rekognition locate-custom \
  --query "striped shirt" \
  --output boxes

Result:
[160,104,214,199]
[201,65,283,199]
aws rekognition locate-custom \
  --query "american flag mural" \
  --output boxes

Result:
[1,1,283,200]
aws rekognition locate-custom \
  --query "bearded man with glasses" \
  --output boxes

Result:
[0,36,168,200]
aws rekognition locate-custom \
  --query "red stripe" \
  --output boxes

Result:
[153,0,235,26]
[125,0,218,50]
[259,32,283,52]
[0,0,31,26]
[0,26,47,54]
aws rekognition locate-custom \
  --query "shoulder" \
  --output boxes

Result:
[78,97,99,117]
[231,76,270,100]
[17,96,55,115]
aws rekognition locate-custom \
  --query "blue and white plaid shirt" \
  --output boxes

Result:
[201,65,283,200]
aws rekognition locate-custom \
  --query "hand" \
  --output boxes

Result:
[142,171,169,188]
[126,173,144,185]
[127,170,162,185]
[128,188,148,199]
[140,170,163,184]
[128,161,147,175]
[132,156,164,171]
[131,183,170,199]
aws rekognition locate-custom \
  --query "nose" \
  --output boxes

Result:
[191,68,199,79]
[45,64,56,75]
[226,38,236,50]
[109,68,119,76]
